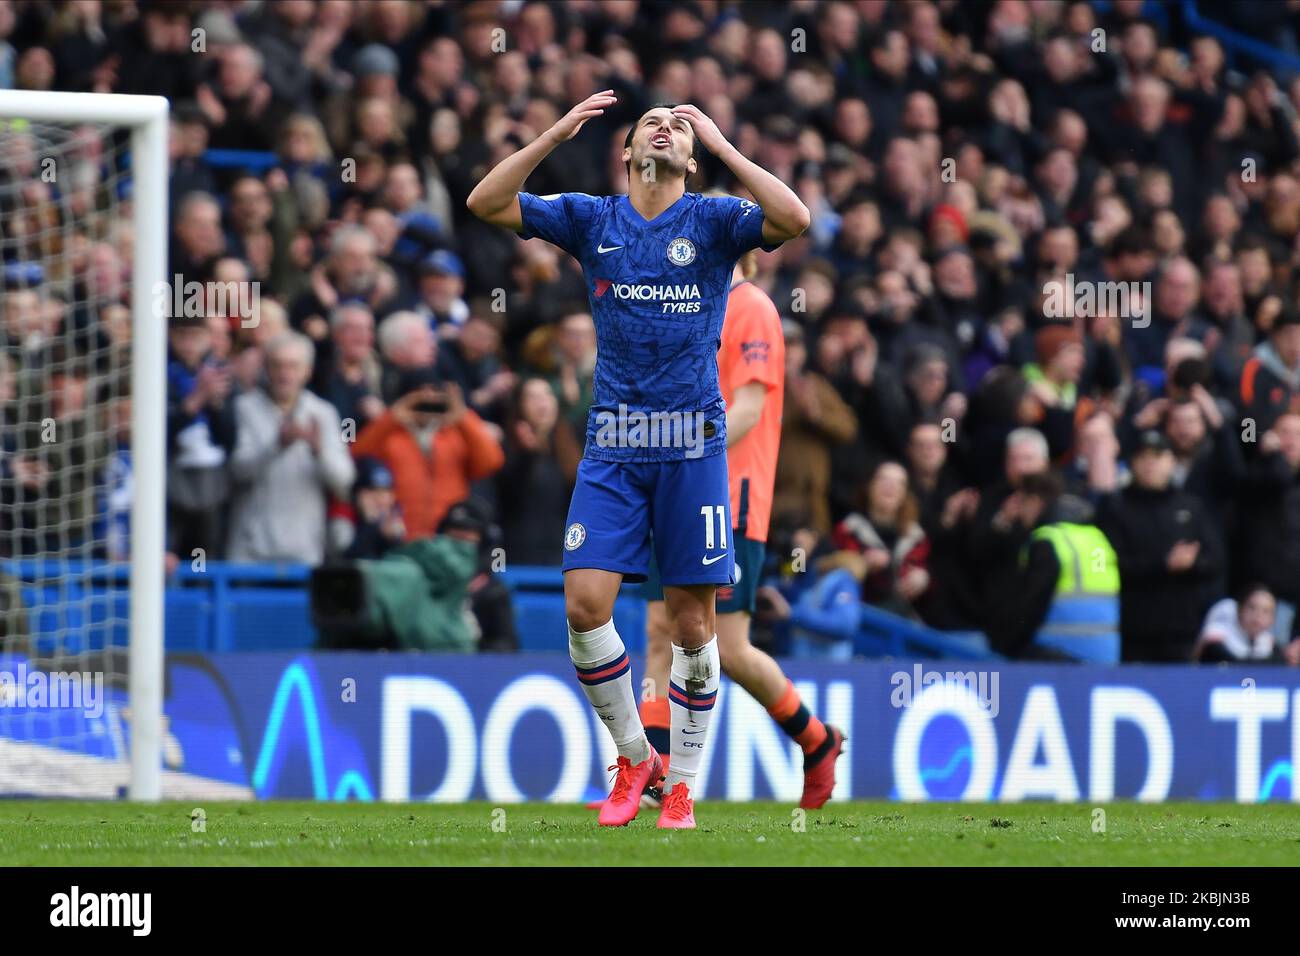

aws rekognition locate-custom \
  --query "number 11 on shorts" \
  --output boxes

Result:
[700,505,727,551]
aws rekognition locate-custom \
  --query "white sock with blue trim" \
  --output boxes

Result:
[569,618,650,764]
[665,636,720,792]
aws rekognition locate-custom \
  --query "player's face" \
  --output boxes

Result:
[626,108,696,180]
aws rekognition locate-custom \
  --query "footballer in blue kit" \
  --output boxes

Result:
[518,188,766,587]
[468,93,809,829]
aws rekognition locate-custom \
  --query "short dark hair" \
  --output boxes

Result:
[1019,469,1063,502]
[623,103,702,178]
[1236,582,1275,607]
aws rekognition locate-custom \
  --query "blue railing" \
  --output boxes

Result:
[202,148,280,172]
[1087,1,1300,73]
[0,559,313,654]
[852,603,1001,660]
[1179,0,1300,73]
[0,559,996,659]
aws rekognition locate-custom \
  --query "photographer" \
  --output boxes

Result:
[350,367,504,540]
[313,497,515,653]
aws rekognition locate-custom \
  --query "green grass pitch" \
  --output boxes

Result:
[3,801,1298,865]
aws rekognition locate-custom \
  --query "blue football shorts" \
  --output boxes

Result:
[640,535,764,613]
[561,454,735,587]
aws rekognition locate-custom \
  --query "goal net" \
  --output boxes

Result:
[0,92,167,800]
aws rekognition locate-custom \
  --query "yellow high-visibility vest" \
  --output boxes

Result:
[1027,522,1120,595]
[1022,521,1120,662]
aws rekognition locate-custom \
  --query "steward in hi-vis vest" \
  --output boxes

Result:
[1023,521,1120,663]
[985,472,1119,662]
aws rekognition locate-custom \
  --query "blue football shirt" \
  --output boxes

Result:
[519,191,774,462]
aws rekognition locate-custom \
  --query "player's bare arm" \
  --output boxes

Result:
[670,103,811,244]
[465,90,618,230]
[726,381,767,448]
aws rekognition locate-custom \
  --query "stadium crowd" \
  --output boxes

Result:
[4,0,1300,663]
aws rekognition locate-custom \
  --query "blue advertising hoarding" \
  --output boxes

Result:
[3,653,1298,802]
[161,654,1299,803]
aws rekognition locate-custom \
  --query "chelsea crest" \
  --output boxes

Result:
[667,237,696,266]
[564,523,586,550]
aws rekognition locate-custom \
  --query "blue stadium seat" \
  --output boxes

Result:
[511,591,570,652]
[509,582,647,658]
[223,589,318,652]
[163,589,211,651]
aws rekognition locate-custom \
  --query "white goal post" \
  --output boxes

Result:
[0,90,168,800]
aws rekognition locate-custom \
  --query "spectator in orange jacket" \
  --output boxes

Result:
[351,368,504,539]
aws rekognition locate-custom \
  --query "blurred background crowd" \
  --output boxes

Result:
[4,0,1300,664]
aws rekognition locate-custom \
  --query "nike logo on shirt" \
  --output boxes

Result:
[596,243,623,253]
